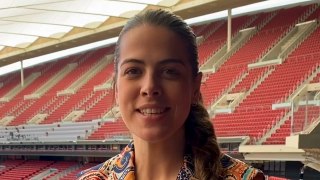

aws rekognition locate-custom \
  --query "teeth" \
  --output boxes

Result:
[140,108,165,114]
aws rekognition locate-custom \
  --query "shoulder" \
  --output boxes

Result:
[77,155,120,180]
[77,142,135,180]
[220,154,265,180]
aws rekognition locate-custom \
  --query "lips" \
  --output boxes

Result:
[137,105,170,116]
[138,108,167,115]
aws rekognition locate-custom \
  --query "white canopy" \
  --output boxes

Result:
[0,0,178,49]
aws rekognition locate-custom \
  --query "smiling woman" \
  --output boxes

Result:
[77,9,265,180]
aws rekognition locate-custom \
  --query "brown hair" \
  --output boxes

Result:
[114,9,221,179]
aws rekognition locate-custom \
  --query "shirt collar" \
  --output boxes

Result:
[111,141,195,179]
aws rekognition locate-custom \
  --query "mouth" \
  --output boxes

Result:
[137,107,170,116]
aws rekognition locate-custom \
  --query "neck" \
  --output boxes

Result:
[133,129,185,180]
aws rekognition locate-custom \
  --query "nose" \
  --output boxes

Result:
[140,72,161,97]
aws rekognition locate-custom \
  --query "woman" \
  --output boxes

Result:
[78,9,264,180]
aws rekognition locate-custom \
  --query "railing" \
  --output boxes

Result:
[291,99,320,134]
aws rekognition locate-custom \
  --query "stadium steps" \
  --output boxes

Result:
[0,63,53,108]
[260,66,320,144]
[208,69,249,114]
[0,115,14,126]
[254,5,313,62]
[1,99,35,124]
[0,160,54,179]
[213,23,320,141]
[198,15,253,65]
[232,66,274,93]
[92,56,114,91]
[249,11,319,144]
[40,96,71,124]
[28,113,49,124]
[42,48,111,124]
[0,72,20,98]
[257,109,293,144]
[45,164,81,180]
[202,5,311,108]
[8,59,77,125]
[77,89,114,121]
[30,168,58,180]
[8,99,37,122]
[3,57,79,126]
[0,72,41,102]
[201,26,257,73]
[32,161,79,180]
[103,105,121,119]
[200,20,226,43]
[74,57,114,109]
[286,66,320,103]
[75,62,115,121]
[24,63,78,100]
[209,66,276,116]
[200,11,278,107]
[59,163,99,180]
[201,65,247,107]
[57,52,112,96]
[67,65,114,121]
[7,56,84,125]
[197,20,227,65]
[62,110,85,122]
[259,20,317,62]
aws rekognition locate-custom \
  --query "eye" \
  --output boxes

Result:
[124,67,142,78]
[162,68,180,78]
[164,68,178,74]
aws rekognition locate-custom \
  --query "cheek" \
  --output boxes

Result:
[166,82,194,104]
[116,82,138,104]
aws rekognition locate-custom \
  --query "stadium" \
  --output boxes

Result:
[0,0,320,179]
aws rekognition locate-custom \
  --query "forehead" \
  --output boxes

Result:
[118,24,189,64]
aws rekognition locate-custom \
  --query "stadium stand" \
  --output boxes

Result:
[0,1,320,179]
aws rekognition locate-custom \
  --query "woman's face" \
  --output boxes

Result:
[116,24,202,143]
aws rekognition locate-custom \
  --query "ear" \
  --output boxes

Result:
[193,72,202,103]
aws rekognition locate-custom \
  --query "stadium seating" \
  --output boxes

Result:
[0,160,54,179]
[198,15,253,65]
[87,119,129,140]
[0,6,320,179]
[59,163,99,180]
[201,5,311,107]
[41,48,113,124]
[0,4,318,145]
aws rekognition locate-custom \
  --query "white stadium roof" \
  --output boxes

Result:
[0,0,316,75]
[0,0,177,50]
[0,0,269,68]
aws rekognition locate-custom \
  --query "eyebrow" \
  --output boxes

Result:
[158,59,186,67]
[120,59,144,67]
[120,58,186,67]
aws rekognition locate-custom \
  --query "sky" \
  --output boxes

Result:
[0,0,315,76]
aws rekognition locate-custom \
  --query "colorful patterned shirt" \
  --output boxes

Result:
[77,142,264,180]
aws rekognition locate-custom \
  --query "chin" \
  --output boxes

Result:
[134,130,171,143]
